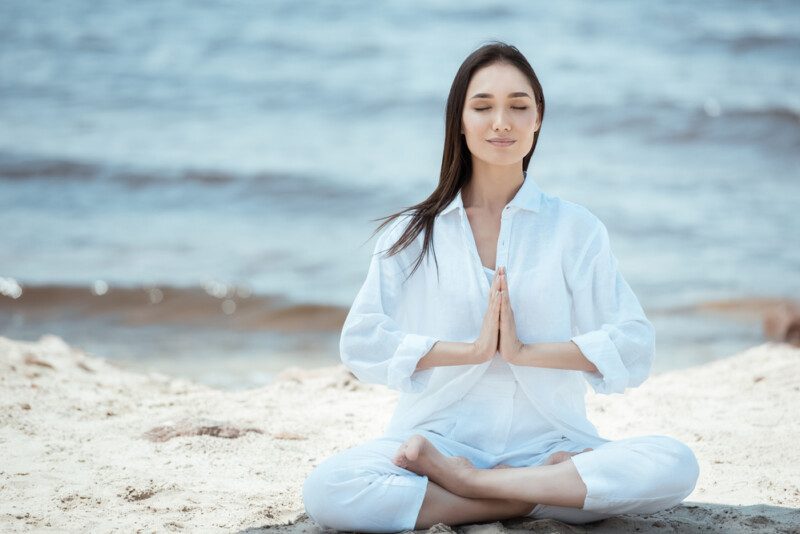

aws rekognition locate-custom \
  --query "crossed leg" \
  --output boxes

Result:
[414,479,535,529]
[393,433,594,525]
[302,432,596,531]
[394,436,593,528]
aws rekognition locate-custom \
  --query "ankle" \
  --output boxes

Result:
[456,464,483,497]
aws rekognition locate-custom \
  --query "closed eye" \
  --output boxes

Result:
[474,106,529,111]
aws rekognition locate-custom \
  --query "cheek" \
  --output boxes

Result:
[514,112,537,130]
[461,118,485,150]
[461,113,486,135]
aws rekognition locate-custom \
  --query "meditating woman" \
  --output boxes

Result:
[302,41,700,532]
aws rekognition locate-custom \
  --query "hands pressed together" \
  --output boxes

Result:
[473,266,524,364]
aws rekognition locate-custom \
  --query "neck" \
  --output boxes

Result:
[462,161,525,212]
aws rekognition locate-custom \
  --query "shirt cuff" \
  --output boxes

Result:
[386,333,438,393]
[570,328,630,394]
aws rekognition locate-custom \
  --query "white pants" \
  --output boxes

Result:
[302,428,700,532]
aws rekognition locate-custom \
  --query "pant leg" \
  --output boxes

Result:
[526,503,616,524]
[302,434,430,533]
[553,434,701,518]
[503,440,618,524]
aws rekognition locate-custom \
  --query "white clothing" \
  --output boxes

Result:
[339,172,656,447]
[418,260,564,456]
[418,352,565,458]
[302,173,698,532]
[303,429,700,532]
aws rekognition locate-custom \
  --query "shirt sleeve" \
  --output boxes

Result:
[339,221,439,393]
[567,218,656,395]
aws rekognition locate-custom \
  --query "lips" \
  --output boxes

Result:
[487,139,516,147]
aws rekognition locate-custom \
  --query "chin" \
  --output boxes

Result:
[478,153,525,167]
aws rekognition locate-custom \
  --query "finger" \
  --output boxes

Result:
[497,300,503,326]
[504,293,516,325]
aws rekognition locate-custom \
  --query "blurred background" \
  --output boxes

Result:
[1,0,798,389]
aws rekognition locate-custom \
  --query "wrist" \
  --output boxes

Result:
[469,340,489,364]
[510,340,527,364]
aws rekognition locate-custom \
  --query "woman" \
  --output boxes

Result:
[302,41,700,532]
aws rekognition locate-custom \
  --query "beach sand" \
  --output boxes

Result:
[1,334,798,533]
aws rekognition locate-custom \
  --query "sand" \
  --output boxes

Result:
[1,334,798,533]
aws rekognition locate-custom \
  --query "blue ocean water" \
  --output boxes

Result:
[1,1,798,388]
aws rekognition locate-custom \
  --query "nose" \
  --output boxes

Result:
[492,109,511,132]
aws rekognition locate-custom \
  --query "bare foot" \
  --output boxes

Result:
[391,434,474,491]
[543,447,593,466]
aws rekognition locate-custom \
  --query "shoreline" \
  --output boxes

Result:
[1,334,798,532]
[3,289,798,393]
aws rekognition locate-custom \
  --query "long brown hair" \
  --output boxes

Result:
[369,41,545,282]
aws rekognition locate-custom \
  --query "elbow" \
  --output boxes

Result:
[577,318,655,395]
[339,335,371,384]
[338,325,369,382]
[617,315,655,361]
[612,317,655,390]
[571,328,630,395]
[338,313,369,368]
[630,319,655,388]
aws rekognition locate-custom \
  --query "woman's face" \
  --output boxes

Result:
[461,62,540,168]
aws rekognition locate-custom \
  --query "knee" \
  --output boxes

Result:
[301,465,322,524]
[302,460,345,529]
[302,459,383,532]
[651,436,700,498]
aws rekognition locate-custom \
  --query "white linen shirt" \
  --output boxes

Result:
[339,174,656,448]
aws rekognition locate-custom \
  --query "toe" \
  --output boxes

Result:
[391,444,407,466]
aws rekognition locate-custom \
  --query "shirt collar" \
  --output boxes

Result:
[440,172,544,216]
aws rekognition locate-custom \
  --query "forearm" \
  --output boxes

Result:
[415,341,480,371]
[513,341,599,372]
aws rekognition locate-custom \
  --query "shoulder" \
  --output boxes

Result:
[374,213,423,267]
[544,195,606,242]
[377,213,415,247]
[548,197,613,283]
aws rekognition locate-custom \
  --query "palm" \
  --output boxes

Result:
[498,267,523,363]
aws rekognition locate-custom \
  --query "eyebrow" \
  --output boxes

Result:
[469,92,532,100]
